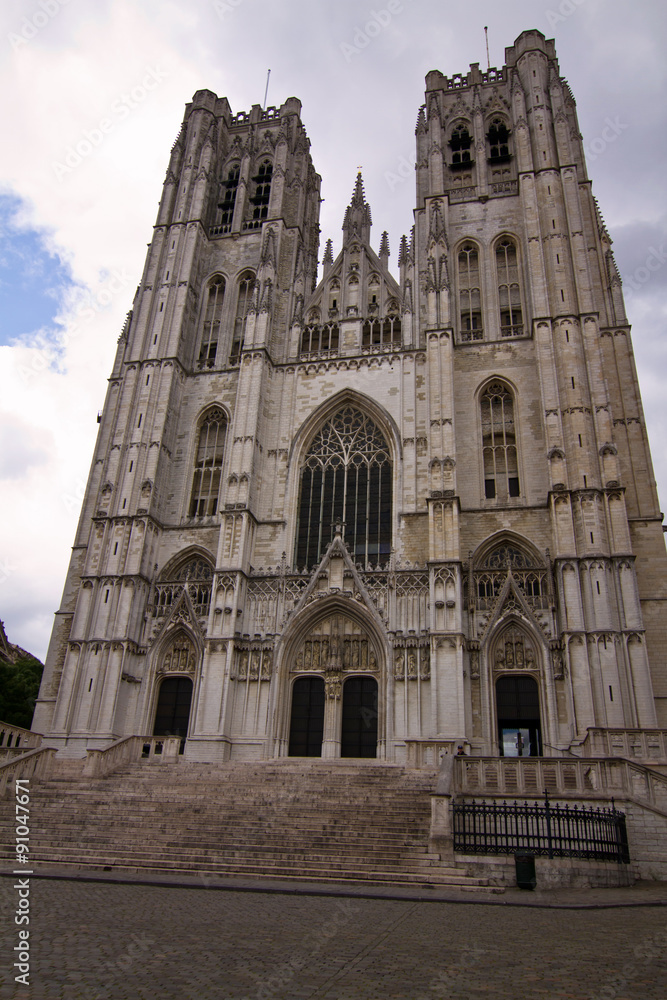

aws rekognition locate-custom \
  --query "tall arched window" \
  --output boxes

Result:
[197,276,225,369]
[496,239,523,337]
[230,273,254,364]
[215,163,240,234]
[295,406,392,569]
[458,243,483,341]
[449,122,473,166]
[481,382,520,500]
[190,408,227,517]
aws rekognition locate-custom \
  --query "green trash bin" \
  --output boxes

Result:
[515,853,536,890]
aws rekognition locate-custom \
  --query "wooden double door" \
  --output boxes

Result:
[288,676,378,757]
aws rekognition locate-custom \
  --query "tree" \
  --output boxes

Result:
[0,656,43,730]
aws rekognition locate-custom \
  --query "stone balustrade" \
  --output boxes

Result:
[404,739,469,767]
[0,747,57,797]
[0,723,42,752]
[0,724,43,764]
[83,736,144,777]
[580,728,667,763]
[452,756,667,813]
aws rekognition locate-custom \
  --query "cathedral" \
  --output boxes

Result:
[33,28,667,767]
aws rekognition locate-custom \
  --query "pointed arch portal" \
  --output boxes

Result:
[496,674,541,757]
[153,677,193,738]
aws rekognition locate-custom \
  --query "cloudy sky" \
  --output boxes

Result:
[0,0,665,663]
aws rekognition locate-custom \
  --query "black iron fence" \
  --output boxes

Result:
[453,792,630,863]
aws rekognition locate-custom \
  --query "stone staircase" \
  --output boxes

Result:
[0,758,499,891]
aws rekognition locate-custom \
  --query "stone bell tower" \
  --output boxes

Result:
[33,92,323,753]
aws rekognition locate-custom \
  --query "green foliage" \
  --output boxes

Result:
[0,656,44,730]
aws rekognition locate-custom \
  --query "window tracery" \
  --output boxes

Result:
[230,273,254,364]
[295,406,392,569]
[190,408,226,517]
[300,322,339,357]
[487,118,511,161]
[154,555,214,619]
[197,276,225,369]
[244,160,272,229]
[362,315,401,349]
[496,239,523,337]
[458,243,483,341]
[212,164,240,235]
[481,383,520,500]
[449,122,473,166]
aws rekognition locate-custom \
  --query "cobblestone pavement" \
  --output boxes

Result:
[1,878,666,1000]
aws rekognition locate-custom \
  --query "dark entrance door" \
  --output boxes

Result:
[496,674,541,756]
[341,677,378,758]
[288,677,325,756]
[153,677,193,737]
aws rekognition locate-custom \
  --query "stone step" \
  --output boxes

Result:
[21,849,488,884]
[23,856,501,892]
[16,846,462,876]
[0,758,492,890]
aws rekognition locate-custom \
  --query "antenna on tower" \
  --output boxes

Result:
[484,26,490,70]
[263,69,271,110]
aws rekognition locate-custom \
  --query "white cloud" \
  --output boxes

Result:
[0,0,666,659]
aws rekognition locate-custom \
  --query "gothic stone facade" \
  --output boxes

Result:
[33,30,667,762]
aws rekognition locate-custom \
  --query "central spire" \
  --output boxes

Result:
[342,171,372,246]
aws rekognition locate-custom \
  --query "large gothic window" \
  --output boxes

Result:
[458,243,483,341]
[496,238,523,337]
[481,382,520,500]
[295,407,392,568]
[189,408,226,517]
[197,276,225,369]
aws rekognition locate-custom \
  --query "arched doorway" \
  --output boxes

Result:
[341,677,378,758]
[288,677,325,756]
[153,677,193,737]
[496,674,541,756]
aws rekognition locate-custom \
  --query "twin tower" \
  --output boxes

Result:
[34,30,667,763]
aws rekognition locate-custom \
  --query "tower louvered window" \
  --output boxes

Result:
[216,164,240,233]
[487,118,511,161]
[230,273,254,364]
[244,160,272,229]
[496,239,523,337]
[189,408,226,517]
[458,243,483,341]
[481,382,520,500]
[450,123,473,166]
[197,276,225,369]
[296,407,392,569]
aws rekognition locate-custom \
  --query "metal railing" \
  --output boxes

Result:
[453,792,629,863]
